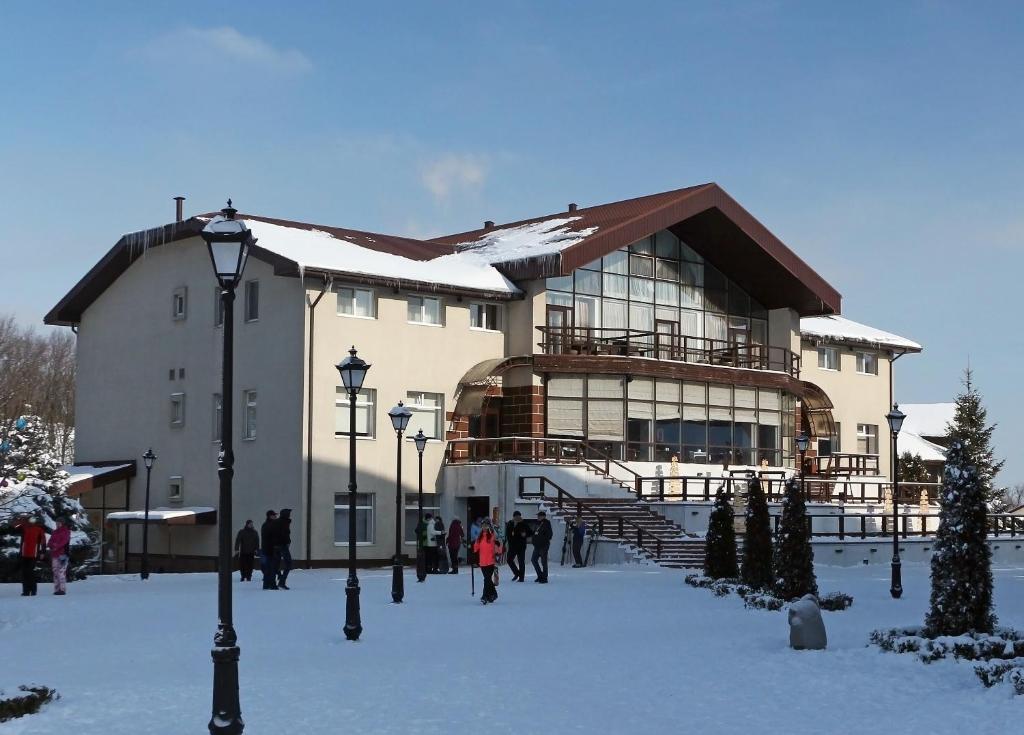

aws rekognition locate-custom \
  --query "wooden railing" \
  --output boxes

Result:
[536,327,801,378]
[636,474,940,504]
[517,475,666,558]
[749,512,1024,540]
[814,453,881,477]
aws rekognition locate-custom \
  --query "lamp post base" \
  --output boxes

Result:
[344,575,362,641]
[416,547,427,583]
[391,559,404,603]
[890,557,903,599]
[209,645,243,734]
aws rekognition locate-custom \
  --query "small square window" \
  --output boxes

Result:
[408,295,442,325]
[817,347,839,371]
[168,476,184,502]
[244,280,259,322]
[856,352,878,375]
[470,303,500,331]
[337,286,376,318]
[172,287,188,321]
[170,393,185,426]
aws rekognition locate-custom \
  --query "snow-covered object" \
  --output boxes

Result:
[451,216,598,266]
[0,481,94,580]
[788,594,827,650]
[237,219,520,295]
[800,315,922,351]
[900,403,956,439]
[898,431,947,463]
[106,507,214,524]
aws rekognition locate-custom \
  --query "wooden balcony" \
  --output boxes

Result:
[536,327,800,378]
[813,453,881,477]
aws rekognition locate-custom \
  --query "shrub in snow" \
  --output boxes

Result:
[974,662,1024,694]
[924,441,995,637]
[0,415,97,582]
[774,476,817,601]
[871,626,1024,663]
[818,592,854,612]
[742,591,784,611]
[703,489,738,579]
[740,476,773,591]
[0,685,59,722]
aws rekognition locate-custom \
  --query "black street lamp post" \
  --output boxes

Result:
[388,401,413,603]
[140,448,156,580]
[796,433,810,502]
[201,200,254,735]
[886,404,906,599]
[336,347,370,640]
[413,430,427,583]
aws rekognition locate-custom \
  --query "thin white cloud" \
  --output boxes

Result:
[420,153,488,202]
[143,26,312,75]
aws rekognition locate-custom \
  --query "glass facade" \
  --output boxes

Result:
[545,230,768,349]
[546,373,795,466]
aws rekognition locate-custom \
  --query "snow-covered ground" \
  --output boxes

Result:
[3,562,1022,733]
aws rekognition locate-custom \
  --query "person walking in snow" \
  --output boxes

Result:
[473,521,503,604]
[260,509,279,590]
[446,518,464,573]
[504,510,533,582]
[570,514,588,568]
[13,514,46,596]
[47,516,71,595]
[434,515,447,573]
[276,508,293,590]
[234,519,259,582]
[421,513,439,574]
[531,510,553,583]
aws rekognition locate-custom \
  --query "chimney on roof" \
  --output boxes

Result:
[173,196,185,223]
[568,203,577,212]
[484,220,495,230]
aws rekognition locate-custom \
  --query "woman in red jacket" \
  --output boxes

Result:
[13,515,47,596]
[472,522,503,604]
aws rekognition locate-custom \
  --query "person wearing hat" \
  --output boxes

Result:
[276,508,293,590]
[472,520,503,604]
[47,516,72,595]
[504,510,533,582]
[234,520,260,582]
[531,510,553,583]
[13,514,46,596]
[260,509,279,590]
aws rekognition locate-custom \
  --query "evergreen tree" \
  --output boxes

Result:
[1,414,66,486]
[774,476,817,600]
[925,441,995,636]
[740,476,773,590]
[704,489,738,579]
[898,452,930,484]
[946,368,1004,505]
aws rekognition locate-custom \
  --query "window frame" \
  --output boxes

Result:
[242,389,257,441]
[817,346,840,371]
[469,302,501,332]
[244,280,259,323]
[172,287,187,321]
[406,391,444,440]
[170,392,186,427]
[407,294,443,326]
[856,423,878,455]
[333,492,375,545]
[856,351,878,375]
[335,387,377,439]
[168,475,184,503]
[336,285,377,319]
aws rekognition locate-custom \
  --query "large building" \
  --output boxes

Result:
[47,183,925,570]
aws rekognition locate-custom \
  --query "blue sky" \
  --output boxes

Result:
[1,1,1022,484]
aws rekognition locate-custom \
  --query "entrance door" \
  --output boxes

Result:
[466,497,490,530]
[546,305,573,354]
[655,319,678,360]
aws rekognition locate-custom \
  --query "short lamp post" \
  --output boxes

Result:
[336,347,371,640]
[796,433,810,502]
[201,200,254,735]
[388,401,413,603]
[886,404,906,599]
[413,430,428,583]
[140,448,156,581]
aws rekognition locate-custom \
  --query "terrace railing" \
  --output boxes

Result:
[636,473,941,504]
[814,453,881,477]
[536,327,801,378]
[748,512,1024,540]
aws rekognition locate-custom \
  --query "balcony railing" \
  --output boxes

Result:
[536,327,800,378]
[814,453,881,477]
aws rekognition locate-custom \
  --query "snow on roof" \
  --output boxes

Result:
[800,315,922,351]
[241,219,520,295]
[106,507,215,523]
[899,402,955,439]
[897,431,947,462]
[62,463,133,487]
[451,217,599,265]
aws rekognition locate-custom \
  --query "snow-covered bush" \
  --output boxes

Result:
[871,626,1024,662]
[0,685,59,723]
[685,573,852,613]
[740,476,773,590]
[704,489,738,579]
[818,592,854,611]
[774,476,817,600]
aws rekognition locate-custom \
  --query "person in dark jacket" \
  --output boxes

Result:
[260,510,279,590]
[276,508,293,590]
[531,510,553,583]
[570,514,588,567]
[434,516,447,573]
[234,520,260,581]
[504,511,534,582]
[446,518,464,574]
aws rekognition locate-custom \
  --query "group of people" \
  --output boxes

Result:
[234,509,293,590]
[469,509,555,605]
[416,513,464,575]
[11,514,72,596]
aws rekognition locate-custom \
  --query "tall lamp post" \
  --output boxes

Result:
[886,404,906,599]
[201,200,254,735]
[336,347,370,640]
[413,430,428,583]
[140,448,156,580]
[796,433,810,502]
[388,401,413,603]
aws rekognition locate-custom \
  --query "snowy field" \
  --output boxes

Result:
[3,562,1022,734]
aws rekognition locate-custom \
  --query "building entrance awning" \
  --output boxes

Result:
[452,355,533,415]
[106,507,217,526]
[62,461,136,496]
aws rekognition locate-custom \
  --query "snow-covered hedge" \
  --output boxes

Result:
[684,573,853,612]
[0,685,59,723]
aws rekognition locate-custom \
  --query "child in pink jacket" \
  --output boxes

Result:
[47,517,71,595]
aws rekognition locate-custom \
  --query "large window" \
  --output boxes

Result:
[406,391,444,439]
[546,230,768,351]
[470,303,500,331]
[817,347,840,371]
[336,387,376,438]
[337,286,376,318]
[856,351,878,375]
[334,492,374,544]
[408,295,442,325]
[857,423,878,455]
[243,390,257,440]
[404,492,440,543]
[545,374,790,466]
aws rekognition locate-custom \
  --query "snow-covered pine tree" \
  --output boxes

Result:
[774,476,817,600]
[740,476,773,590]
[898,452,930,484]
[1,414,65,486]
[924,440,995,636]
[945,368,1004,505]
[704,488,738,579]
